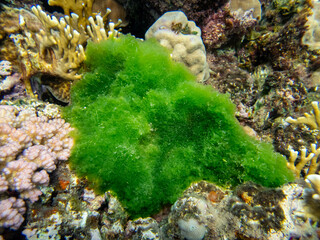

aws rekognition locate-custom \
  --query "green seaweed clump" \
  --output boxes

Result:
[63,35,294,218]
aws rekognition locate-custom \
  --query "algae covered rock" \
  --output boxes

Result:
[63,34,294,218]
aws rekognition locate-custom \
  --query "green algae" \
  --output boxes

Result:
[63,35,294,218]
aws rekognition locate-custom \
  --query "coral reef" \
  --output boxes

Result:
[48,0,128,27]
[15,171,317,240]
[287,144,320,177]
[145,11,209,82]
[161,181,318,239]
[0,5,42,66]
[140,0,228,24]
[284,101,320,177]
[0,5,42,42]
[1,0,320,237]
[20,161,126,239]
[205,51,258,121]
[0,100,73,230]
[201,0,314,168]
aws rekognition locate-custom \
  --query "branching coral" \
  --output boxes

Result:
[48,0,96,28]
[31,5,86,80]
[48,0,126,28]
[285,101,320,177]
[287,144,320,177]
[286,101,320,130]
[9,2,121,102]
[0,101,73,229]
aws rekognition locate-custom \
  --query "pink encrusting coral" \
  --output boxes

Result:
[0,103,73,229]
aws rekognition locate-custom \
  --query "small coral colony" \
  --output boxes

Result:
[2,0,320,239]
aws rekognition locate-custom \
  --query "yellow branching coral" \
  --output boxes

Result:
[287,144,320,177]
[48,0,125,29]
[87,16,119,42]
[9,4,120,102]
[31,5,86,80]
[285,102,320,177]
[286,101,320,130]
[48,0,94,28]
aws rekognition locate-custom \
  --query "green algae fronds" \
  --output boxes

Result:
[63,35,294,218]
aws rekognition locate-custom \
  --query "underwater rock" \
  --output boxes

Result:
[161,181,318,239]
[7,176,317,239]
[125,217,160,239]
[202,6,257,50]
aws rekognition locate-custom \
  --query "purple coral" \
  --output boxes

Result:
[0,103,73,230]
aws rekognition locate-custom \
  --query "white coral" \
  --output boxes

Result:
[145,11,209,82]
[306,174,320,200]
